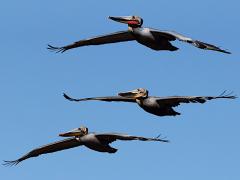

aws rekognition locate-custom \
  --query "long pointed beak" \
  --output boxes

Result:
[59,128,83,137]
[109,16,139,25]
[118,89,140,98]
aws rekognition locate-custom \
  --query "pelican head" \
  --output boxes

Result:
[59,126,88,137]
[109,16,143,27]
[118,88,148,99]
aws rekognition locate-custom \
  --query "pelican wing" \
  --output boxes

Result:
[3,138,82,166]
[96,133,169,144]
[48,31,134,53]
[150,29,231,54]
[155,91,236,107]
[63,93,136,103]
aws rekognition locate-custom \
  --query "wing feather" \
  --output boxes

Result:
[63,93,136,103]
[96,133,169,144]
[3,138,82,166]
[156,92,236,107]
[150,29,231,54]
[48,31,134,53]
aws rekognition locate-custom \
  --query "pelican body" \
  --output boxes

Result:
[48,15,230,54]
[63,88,236,117]
[3,126,168,166]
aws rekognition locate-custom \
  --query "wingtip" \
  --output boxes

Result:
[217,47,231,54]
[230,95,238,99]
[164,139,170,143]
[194,40,231,54]
[63,93,71,100]
[218,91,238,99]
[2,160,20,167]
[225,51,231,54]
[158,139,170,143]
[47,44,65,53]
[63,93,82,102]
[154,134,170,143]
[47,44,57,50]
[220,49,231,54]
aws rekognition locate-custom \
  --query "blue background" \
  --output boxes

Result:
[1,0,239,179]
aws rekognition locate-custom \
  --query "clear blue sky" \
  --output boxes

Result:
[1,0,239,179]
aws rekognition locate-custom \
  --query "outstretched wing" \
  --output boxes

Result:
[47,31,135,53]
[3,138,82,166]
[95,133,169,145]
[63,93,136,103]
[155,91,236,107]
[150,29,231,54]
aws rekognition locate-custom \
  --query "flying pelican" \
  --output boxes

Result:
[3,126,168,166]
[47,15,230,54]
[63,88,236,117]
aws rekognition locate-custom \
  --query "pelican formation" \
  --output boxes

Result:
[3,126,168,166]
[63,88,236,117]
[48,15,230,54]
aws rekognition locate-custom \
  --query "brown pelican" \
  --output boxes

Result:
[48,15,230,54]
[3,126,168,166]
[63,88,236,117]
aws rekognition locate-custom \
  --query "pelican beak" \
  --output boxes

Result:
[118,89,141,98]
[109,16,139,25]
[59,128,84,137]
